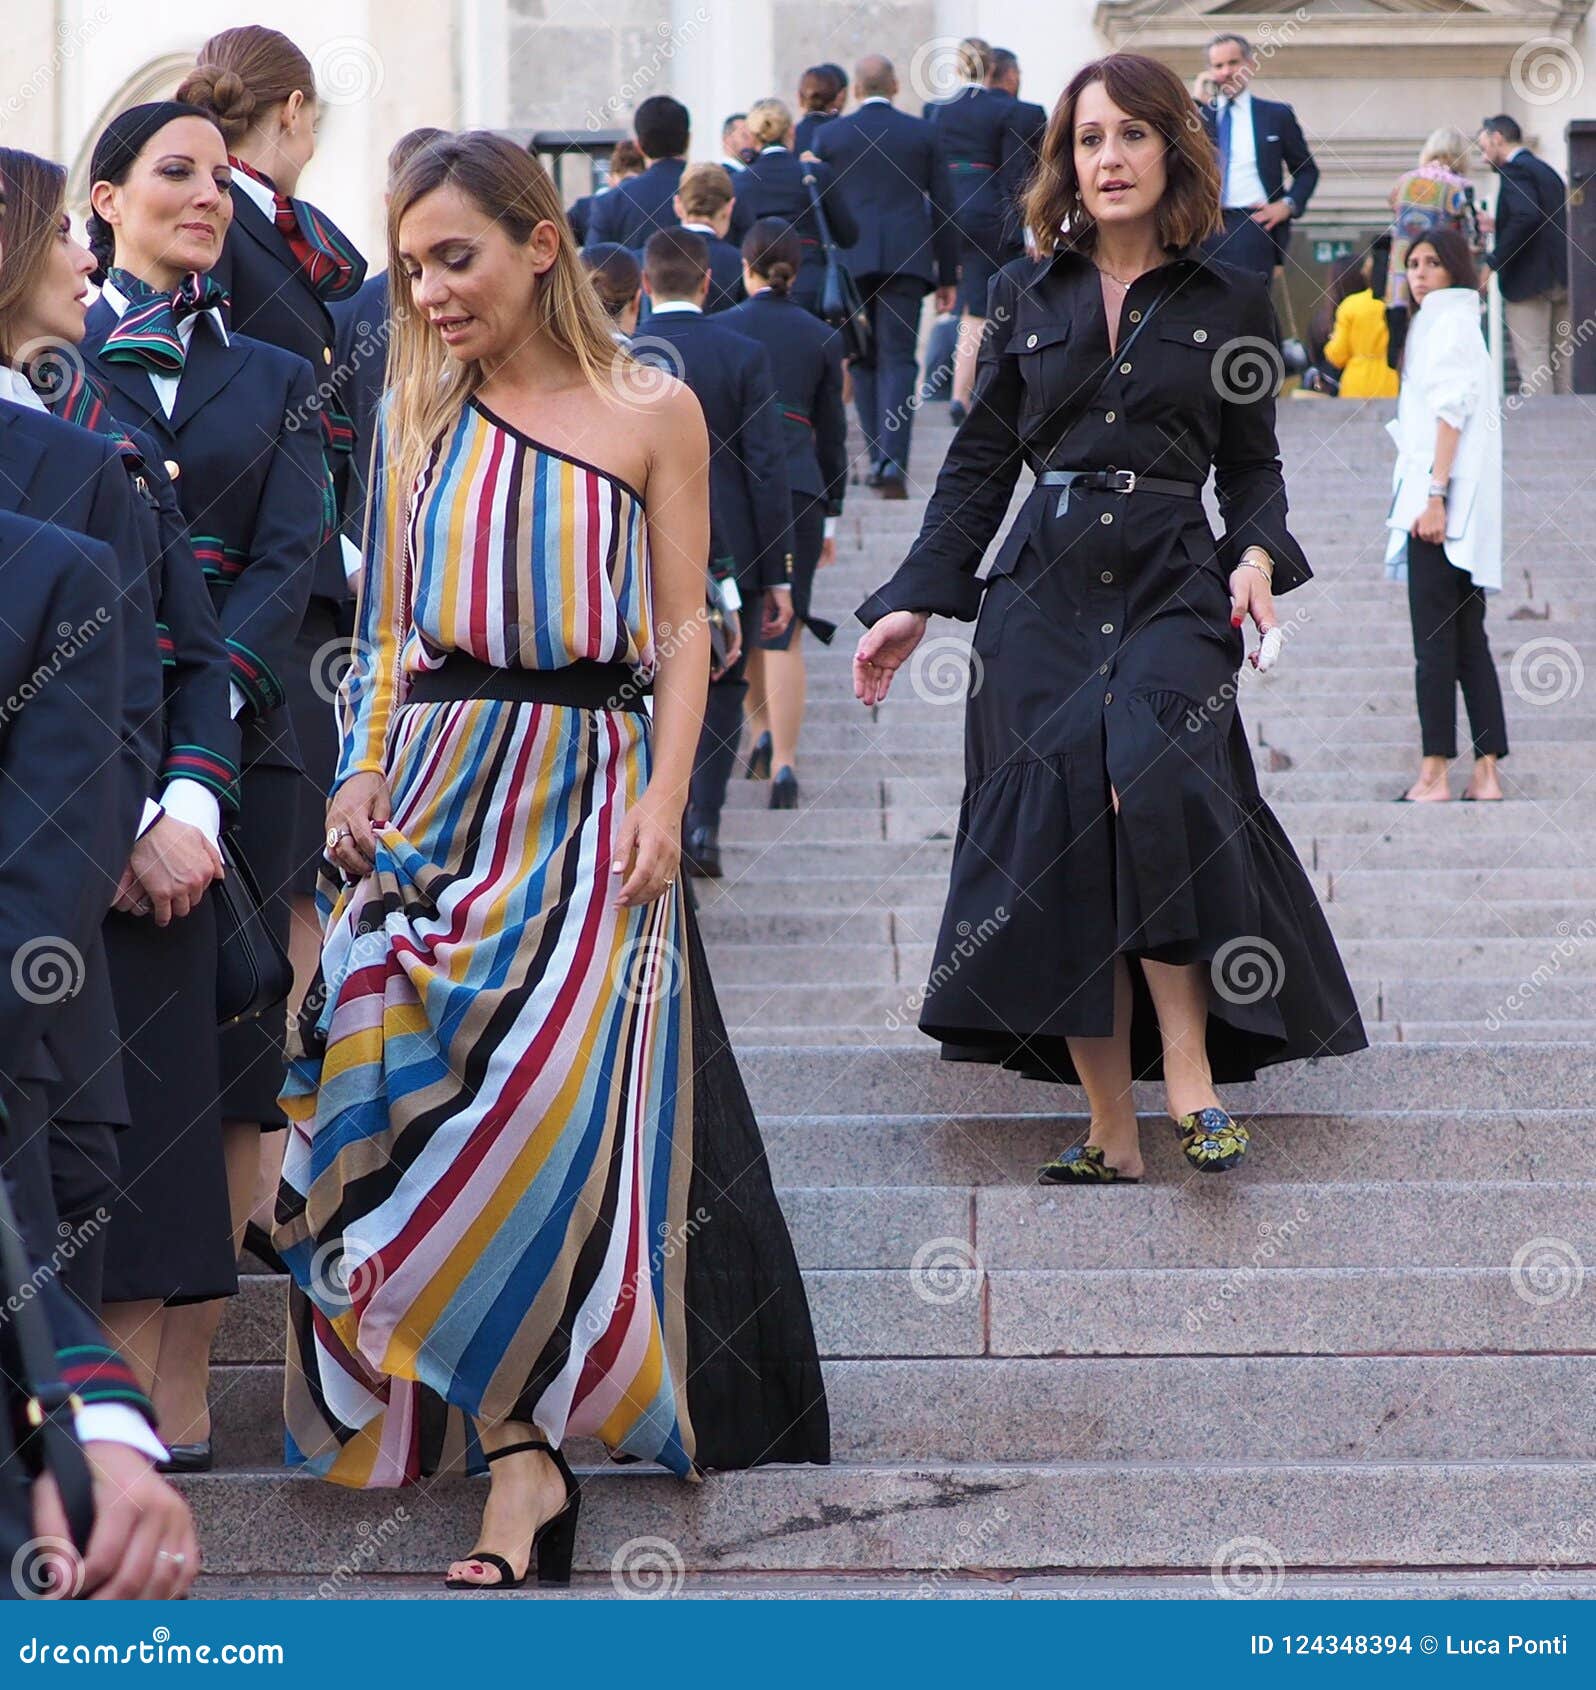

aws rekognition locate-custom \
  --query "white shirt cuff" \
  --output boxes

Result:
[137,797,163,839]
[76,1404,168,1465]
[823,516,838,539]
[229,681,247,720]
[340,535,362,585]
[768,582,792,591]
[159,779,222,846]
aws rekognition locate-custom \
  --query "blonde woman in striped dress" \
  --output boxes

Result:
[276,132,827,1591]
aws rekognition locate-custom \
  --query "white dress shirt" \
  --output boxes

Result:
[1216,89,1267,209]
[99,277,246,838]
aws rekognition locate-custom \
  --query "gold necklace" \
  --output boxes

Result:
[1094,261,1142,289]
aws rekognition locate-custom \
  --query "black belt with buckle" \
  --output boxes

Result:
[1038,467,1202,518]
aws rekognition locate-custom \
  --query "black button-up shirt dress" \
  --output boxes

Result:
[856,243,1368,1086]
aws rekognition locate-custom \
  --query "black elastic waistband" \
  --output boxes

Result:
[406,655,651,712]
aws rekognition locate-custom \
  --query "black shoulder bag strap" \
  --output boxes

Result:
[0,1172,96,1558]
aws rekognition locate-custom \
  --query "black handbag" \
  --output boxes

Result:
[214,833,293,1028]
[801,167,873,368]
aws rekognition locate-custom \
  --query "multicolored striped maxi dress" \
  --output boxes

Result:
[276,395,827,1488]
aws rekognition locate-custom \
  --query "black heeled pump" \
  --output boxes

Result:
[769,766,799,810]
[744,730,772,781]
[444,1437,581,1590]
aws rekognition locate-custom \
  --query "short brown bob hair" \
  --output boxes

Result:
[1023,52,1221,259]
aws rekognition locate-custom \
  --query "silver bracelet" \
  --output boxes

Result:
[1239,559,1273,583]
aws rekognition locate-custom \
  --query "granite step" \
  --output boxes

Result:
[174,1460,1596,1576]
[205,1352,1596,1468]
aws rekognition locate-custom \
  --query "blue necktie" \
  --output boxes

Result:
[1216,101,1233,205]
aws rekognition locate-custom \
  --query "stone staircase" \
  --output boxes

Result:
[191,394,1596,1598]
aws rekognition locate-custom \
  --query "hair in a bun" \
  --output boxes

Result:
[175,66,257,143]
[85,100,224,281]
[175,26,315,146]
[741,217,802,296]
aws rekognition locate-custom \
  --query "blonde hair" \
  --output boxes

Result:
[384,131,627,496]
[745,98,794,150]
[677,161,734,218]
[177,25,315,147]
[957,38,992,82]
[1419,126,1471,176]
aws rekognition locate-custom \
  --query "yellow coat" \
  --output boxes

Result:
[1324,290,1399,398]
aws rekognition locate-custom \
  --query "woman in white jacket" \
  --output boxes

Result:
[1385,226,1508,801]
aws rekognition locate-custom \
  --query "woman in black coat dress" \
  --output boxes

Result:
[854,54,1366,1183]
[736,98,857,316]
[721,220,848,809]
[84,101,329,1457]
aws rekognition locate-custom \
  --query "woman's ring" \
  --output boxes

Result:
[155,1549,187,1566]
[327,825,351,850]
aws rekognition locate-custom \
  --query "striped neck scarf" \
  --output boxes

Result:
[100,268,230,375]
[230,155,365,301]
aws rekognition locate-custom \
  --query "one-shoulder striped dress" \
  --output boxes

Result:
[275,396,828,1487]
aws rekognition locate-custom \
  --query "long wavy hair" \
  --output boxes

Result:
[1023,52,1221,259]
[383,130,627,497]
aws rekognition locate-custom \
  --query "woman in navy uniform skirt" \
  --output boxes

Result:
[721,219,848,808]
[854,54,1366,1184]
[735,99,857,316]
[177,29,367,928]
[84,101,329,1459]
[922,39,1018,420]
[0,146,242,1390]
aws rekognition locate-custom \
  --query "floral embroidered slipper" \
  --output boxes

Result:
[1037,1144,1141,1185]
[1176,1107,1250,1172]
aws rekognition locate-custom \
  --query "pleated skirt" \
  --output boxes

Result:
[275,693,827,1487]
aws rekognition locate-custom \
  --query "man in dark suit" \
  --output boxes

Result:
[633,228,794,877]
[810,54,959,497]
[1199,32,1318,281]
[585,95,755,252]
[1478,114,1571,396]
[990,47,1046,260]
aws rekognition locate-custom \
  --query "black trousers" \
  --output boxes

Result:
[852,274,926,480]
[1406,534,1509,760]
[688,639,750,832]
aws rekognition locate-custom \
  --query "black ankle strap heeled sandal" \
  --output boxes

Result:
[443,1437,582,1590]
